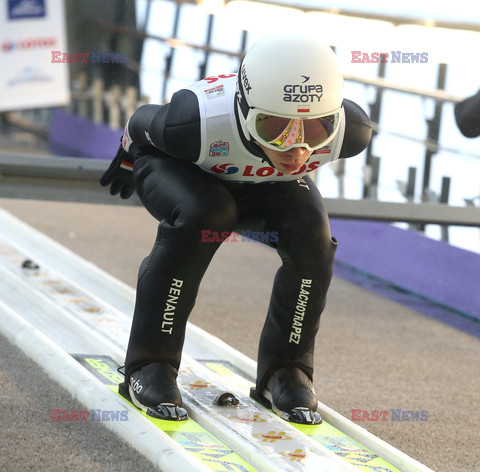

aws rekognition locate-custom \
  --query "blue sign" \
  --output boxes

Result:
[8,0,46,20]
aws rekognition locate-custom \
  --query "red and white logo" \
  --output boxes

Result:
[297,105,310,113]
[210,163,239,174]
[122,120,133,152]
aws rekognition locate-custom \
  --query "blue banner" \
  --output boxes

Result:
[8,0,46,20]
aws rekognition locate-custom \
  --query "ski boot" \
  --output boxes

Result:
[119,362,188,421]
[250,366,322,425]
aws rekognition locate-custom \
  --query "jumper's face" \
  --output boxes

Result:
[257,143,314,175]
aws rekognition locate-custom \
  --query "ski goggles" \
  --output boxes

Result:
[245,108,342,152]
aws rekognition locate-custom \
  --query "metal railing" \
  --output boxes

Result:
[1,152,479,229]
[1,0,479,250]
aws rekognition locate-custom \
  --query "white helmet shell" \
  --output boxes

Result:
[237,34,344,119]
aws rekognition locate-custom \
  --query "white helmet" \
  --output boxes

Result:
[236,34,344,152]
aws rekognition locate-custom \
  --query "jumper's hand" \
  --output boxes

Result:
[100,143,135,199]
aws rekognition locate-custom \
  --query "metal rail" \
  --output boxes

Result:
[1,152,479,227]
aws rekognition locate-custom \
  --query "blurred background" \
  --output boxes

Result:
[1,5,479,470]
[1,0,479,253]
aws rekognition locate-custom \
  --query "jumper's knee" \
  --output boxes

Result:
[277,205,337,273]
[179,197,239,239]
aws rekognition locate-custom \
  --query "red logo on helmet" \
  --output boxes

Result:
[297,105,310,113]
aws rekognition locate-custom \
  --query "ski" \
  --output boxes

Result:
[75,353,356,471]
[201,360,402,472]
[75,354,255,472]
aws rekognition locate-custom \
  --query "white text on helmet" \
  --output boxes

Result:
[240,64,252,94]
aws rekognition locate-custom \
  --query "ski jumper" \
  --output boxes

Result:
[121,74,370,393]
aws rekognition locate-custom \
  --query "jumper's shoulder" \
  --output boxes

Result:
[161,89,201,159]
[127,89,201,160]
[339,99,372,158]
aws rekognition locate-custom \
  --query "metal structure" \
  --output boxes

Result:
[2,152,480,228]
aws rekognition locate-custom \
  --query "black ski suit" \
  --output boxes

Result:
[102,73,371,393]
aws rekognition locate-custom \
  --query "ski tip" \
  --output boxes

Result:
[283,407,322,425]
[147,404,189,421]
[250,387,322,425]
[118,382,188,421]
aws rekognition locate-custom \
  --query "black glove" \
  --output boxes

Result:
[100,143,135,199]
